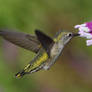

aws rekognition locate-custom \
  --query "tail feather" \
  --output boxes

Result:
[15,63,44,78]
[15,64,31,78]
[15,70,26,78]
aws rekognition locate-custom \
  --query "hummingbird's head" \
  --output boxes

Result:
[57,31,79,45]
[61,32,73,45]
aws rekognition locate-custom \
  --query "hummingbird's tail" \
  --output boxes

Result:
[15,62,44,78]
[15,70,26,78]
[15,64,31,78]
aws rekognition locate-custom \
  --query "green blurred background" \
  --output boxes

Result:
[0,0,92,92]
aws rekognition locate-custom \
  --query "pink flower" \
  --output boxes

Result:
[74,21,92,46]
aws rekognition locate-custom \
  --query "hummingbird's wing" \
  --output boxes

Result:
[35,30,55,57]
[0,29,41,53]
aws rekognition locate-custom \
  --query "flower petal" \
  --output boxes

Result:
[79,27,90,32]
[86,39,92,46]
[78,31,92,39]
[74,25,81,28]
[86,21,92,30]
[81,24,86,27]
[74,24,86,29]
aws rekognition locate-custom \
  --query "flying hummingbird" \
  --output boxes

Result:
[0,29,79,78]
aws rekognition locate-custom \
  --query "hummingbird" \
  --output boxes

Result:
[0,29,79,78]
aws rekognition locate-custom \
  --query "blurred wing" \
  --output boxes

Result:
[0,29,41,53]
[35,30,55,57]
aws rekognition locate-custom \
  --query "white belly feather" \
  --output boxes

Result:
[43,42,64,70]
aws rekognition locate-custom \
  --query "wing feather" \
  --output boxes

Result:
[0,29,41,53]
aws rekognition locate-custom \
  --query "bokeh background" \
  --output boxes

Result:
[0,0,92,92]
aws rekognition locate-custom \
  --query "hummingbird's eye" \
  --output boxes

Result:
[68,33,72,37]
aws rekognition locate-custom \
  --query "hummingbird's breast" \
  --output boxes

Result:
[51,41,64,58]
[50,41,64,64]
[43,41,64,70]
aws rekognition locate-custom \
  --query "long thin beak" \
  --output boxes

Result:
[72,33,80,37]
